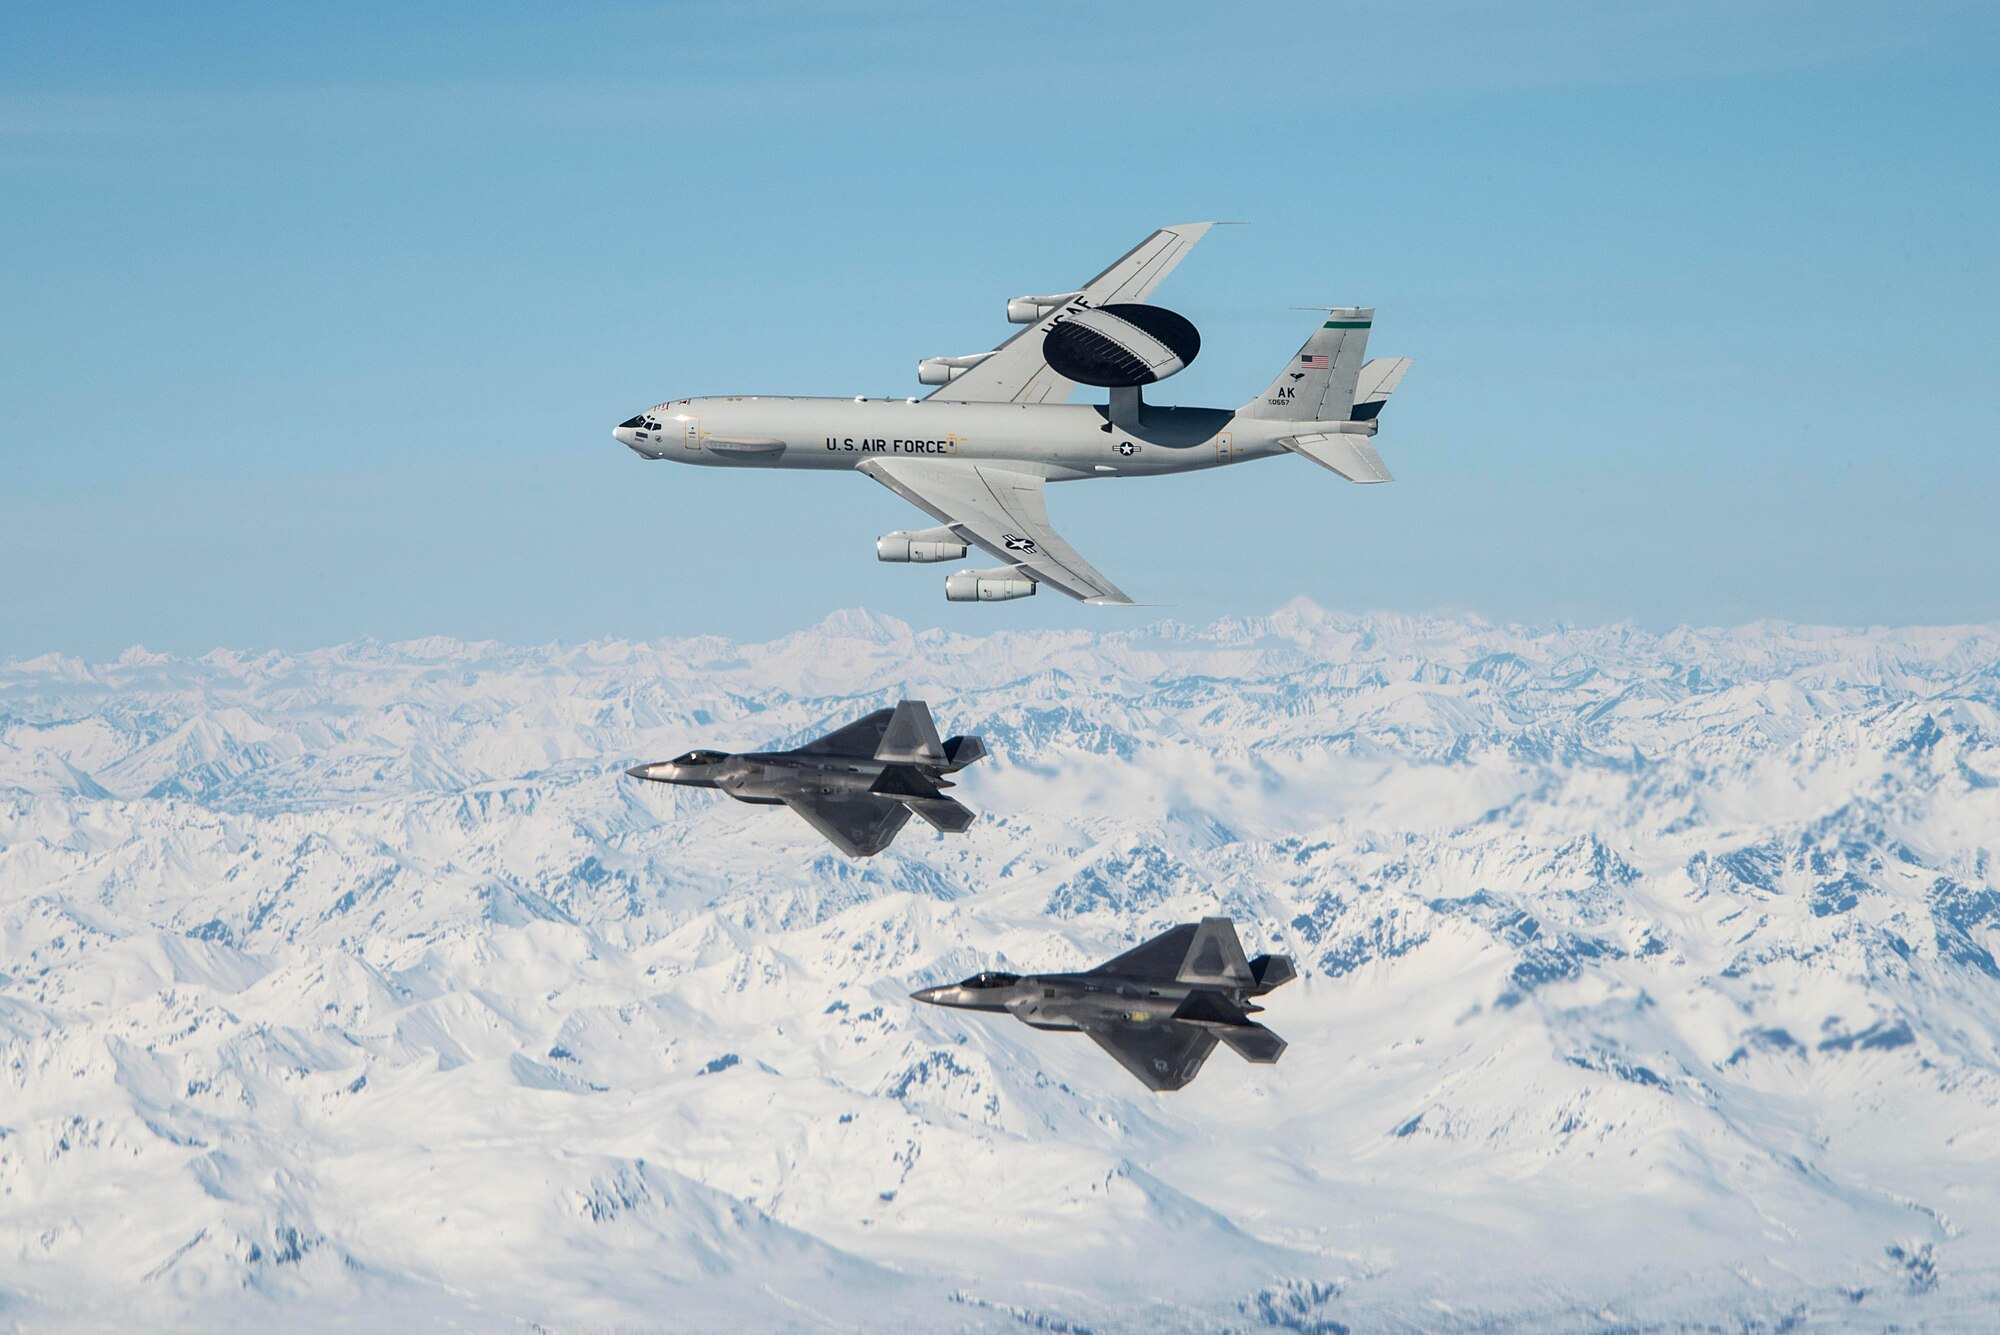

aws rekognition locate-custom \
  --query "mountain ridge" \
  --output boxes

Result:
[3,604,1999,1330]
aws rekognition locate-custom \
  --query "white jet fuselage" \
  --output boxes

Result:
[615,395,1302,481]
[605,223,1402,603]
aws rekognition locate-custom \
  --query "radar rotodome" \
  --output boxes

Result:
[1041,303,1201,388]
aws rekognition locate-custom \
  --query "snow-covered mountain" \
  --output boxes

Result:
[4,602,2000,1331]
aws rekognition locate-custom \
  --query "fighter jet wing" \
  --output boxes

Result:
[1079,1018,1218,1092]
[927,222,1215,405]
[1092,924,1199,980]
[858,457,1132,605]
[1089,918,1254,986]
[782,791,913,858]
[794,708,896,757]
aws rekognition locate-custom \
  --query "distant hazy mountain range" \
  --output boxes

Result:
[4,603,1998,1331]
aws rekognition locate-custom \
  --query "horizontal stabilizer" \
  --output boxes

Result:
[876,700,947,764]
[1171,991,1287,1064]
[942,734,987,770]
[1171,990,1255,1028]
[1283,432,1394,484]
[1216,1022,1287,1065]
[903,794,976,834]
[870,765,946,800]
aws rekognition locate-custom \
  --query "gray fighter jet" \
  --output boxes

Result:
[625,700,985,858]
[912,917,1297,1091]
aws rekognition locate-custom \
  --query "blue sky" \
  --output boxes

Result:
[3,1,1997,659]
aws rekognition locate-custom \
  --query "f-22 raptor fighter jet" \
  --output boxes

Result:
[913,917,1297,1091]
[614,222,1411,605]
[625,700,985,858]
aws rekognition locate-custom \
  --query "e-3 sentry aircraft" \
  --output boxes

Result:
[613,223,1410,605]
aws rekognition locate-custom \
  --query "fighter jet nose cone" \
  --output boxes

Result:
[910,986,942,1005]
[625,763,662,781]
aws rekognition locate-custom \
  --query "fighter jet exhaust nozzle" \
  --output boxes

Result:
[945,568,1036,602]
[878,527,969,563]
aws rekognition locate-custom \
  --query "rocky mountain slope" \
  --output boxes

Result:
[4,603,1999,1331]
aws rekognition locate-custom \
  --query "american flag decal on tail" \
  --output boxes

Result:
[1299,353,1330,369]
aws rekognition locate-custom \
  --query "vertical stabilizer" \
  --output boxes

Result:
[1243,307,1373,421]
[1176,917,1256,987]
[876,701,946,764]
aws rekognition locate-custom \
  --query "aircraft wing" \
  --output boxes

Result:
[1090,918,1253,986]
[1079,1018,1218,1092]
[782,791,913,858]
[794,708,896,757]
[927,222,1215,406]
[858,457,1132,605]
[1092,924,1200,980]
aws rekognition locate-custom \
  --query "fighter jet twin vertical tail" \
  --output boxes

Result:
[613,223,1413,604]
[912,917,1298,1091]
[625,701,985,858]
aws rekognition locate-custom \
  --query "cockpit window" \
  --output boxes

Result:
[619,415,647,429]
[672,749,728,765]
[960,971,1020,989]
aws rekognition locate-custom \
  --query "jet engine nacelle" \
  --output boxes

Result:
[1042,303,1200,387]
[1006,291,1083,324]
[916,352,996,386]
[877,526,968,563]
[944,568,1037,602]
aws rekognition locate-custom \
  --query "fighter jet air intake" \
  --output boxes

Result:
[614,222,1411,605]
[625,700,986,858]
[912,917,1298,1091]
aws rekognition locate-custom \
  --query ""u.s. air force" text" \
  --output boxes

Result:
[824,437,957,454]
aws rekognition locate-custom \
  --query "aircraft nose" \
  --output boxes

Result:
[625,761,674,782]
[615,414,667,458]
[910,985,947,1006]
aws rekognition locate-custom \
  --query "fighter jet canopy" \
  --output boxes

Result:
[960,971,1020,989]
[671,749,728,765]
